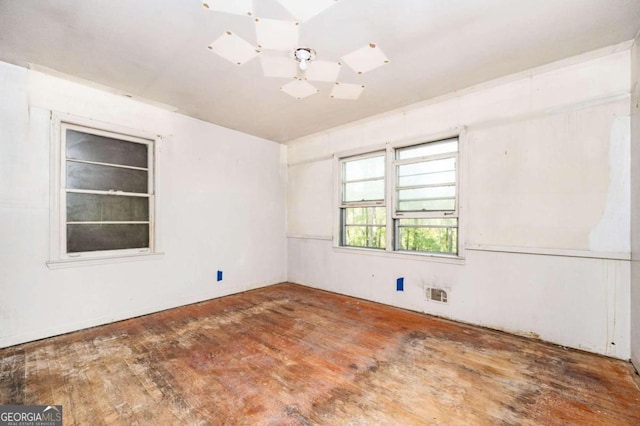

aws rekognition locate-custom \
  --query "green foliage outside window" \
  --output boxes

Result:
[340,138,459,256]
[344,226,386,249]
[342,206,385,249]
[397,218,457,254]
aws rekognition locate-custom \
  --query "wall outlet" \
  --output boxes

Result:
[217,270,223,282]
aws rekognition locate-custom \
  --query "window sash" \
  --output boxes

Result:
[395,138,458,160]
[340,152,386,206]
[60,123,155,257]
[339,152,387,249]
[342,178,385,203]
[66,128,149,168]
[66,192,150,224]
[340,208,386,249]
[393,140,459,254]
[395,218,458,254]
[394,153,458,215]
[67,223,150,254]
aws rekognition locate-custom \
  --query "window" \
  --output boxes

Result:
[50,116,157,264]
[338,137,459,256]
[339,153,386,249]
[394,139,458,254]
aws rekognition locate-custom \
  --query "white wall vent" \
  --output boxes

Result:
[425,287,448,304]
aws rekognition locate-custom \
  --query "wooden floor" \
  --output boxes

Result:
[1,283,639,425]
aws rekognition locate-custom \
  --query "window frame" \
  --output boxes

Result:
[392,138,459,255]
[338,150,387,249]
[334,131,465,261]
[48,113,163,268]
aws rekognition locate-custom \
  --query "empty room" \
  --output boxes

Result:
[1,0,640,424]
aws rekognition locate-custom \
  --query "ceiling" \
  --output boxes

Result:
[1,0,639,143]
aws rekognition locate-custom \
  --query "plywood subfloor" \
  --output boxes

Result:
[1,283,639,425]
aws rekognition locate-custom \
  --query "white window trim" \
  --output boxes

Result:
[333,128,466,261]
[47,112,164,269]
[392,139,459,255]
[338,150,387,248]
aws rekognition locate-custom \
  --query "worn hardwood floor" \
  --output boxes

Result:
[1,283,639,425]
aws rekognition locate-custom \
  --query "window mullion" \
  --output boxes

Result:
[60,127,68,260]
[395,182,456,191]
[343,176,385,185]
[66,221,150,225]
[340,200,384,208]
[66,158,149,172]
[66,189,151,197]
[385,144,394,252]
[394,152,457,166]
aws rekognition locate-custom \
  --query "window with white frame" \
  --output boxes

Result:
[52,119,156,261]
[338,137,459,256]
[339,152,386,249]
[394,138,458,254]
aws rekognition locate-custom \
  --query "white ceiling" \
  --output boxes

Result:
[1,0,639,142]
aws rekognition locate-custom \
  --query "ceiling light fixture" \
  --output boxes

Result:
[294,47,316,71]
[204,4,387,101]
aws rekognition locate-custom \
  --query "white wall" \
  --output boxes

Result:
[287,46,632,359]
[0,61,287,348]
[630,35,640,370]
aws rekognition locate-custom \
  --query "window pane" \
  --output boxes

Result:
[398,170,455,187]
[397,218,457,254]
[398,218,457,227]
[344,155,385,181]
[66,129,148,168]
[66,161,148,193]
[397,181,455,211]
[344,207,386,225]
[344,226,386,249]
[398,186,455,201]
[67,224,149,253]
[341,207,386,248]
[398,199,455,211]
[344,179,384,202]
[398,158,455,178]
[397,139,458,159]
[67,193,149,222]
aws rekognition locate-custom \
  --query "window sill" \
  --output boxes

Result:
[332,246,465,264]
[46,252,165,269]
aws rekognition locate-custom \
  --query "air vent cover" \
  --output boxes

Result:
[425,287,448,304]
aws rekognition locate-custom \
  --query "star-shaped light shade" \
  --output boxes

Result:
[208,32,259,66]
[202,0,253,16]
[281,80,319,99]
[260,56,297,79]
[341,43,389,74]
[255,18,299,51]
[305,61,341,82]
[331,82,365,100]
[274,0,339,22]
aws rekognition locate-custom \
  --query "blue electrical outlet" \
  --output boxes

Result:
[396,277,404,292]
[217,270,223,282]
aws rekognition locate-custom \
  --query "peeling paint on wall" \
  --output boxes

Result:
[467,101,624,251]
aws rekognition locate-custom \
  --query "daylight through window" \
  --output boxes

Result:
[339,137,459,256]
[339,153,386,249]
